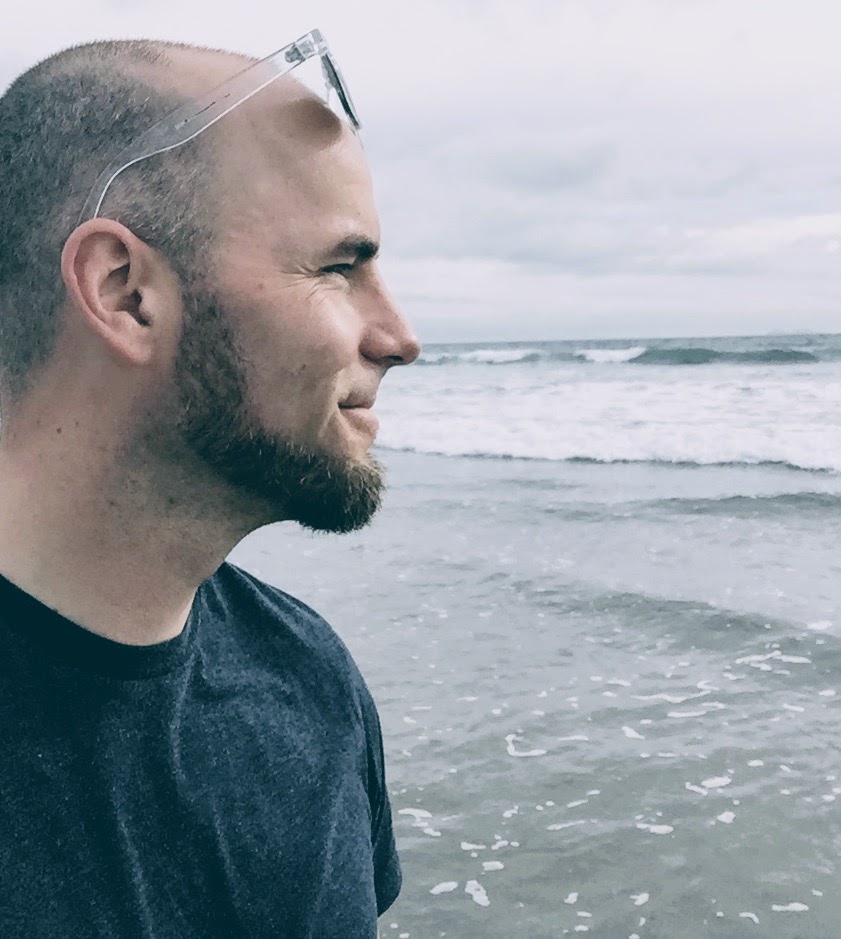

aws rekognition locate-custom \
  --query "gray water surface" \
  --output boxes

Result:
[232,450,841,938]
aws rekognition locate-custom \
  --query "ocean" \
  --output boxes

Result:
[230,333,841,938]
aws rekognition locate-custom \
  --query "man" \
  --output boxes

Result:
[0,30,419,938]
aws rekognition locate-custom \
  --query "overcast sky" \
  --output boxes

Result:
[2,0,840,341]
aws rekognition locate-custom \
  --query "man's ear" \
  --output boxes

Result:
[60,219,182,366]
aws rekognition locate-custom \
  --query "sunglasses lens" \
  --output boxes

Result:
[322,53,361,130]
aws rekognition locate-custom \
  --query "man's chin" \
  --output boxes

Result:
[212,435,385,535]
[286,449,385,534]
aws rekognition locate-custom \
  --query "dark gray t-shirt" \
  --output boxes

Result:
[0,562,400,937]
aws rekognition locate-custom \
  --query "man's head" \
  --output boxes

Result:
[0,37,419,534]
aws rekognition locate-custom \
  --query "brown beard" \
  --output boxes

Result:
[170,287,385,533]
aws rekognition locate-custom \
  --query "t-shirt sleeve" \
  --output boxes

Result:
[365,700,401,915]
[372,782,401,914]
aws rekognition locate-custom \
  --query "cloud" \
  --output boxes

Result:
[650,214,841,274]
[381,254,841,342]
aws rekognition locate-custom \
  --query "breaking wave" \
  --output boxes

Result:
[417,345,821,367]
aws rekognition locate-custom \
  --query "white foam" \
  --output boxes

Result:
[737,652,775,665]
[701,775,732,789]
[398,808,432,820]
[807,620,833,631]
[377,357,841,470]
[576,346,647,364]
[398,807,441,837]
[430,881,459,895]
[771,902,809,912]
[460,348,542,364]
[634,692,708,704]
[631,893,650,906]
[465,880,490,907]
[417,352,451,365]
[505,734,547,757]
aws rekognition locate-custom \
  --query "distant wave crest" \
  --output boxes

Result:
[645,490,841,517]
[562,456,826,472]
[575,346,647,364]
[379,447,833,474]
[633,347,818,366]
[417,348,546,366]
[417,345,820,367]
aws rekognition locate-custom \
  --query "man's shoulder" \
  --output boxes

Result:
[209,561,333,629]
[201,561,369,696]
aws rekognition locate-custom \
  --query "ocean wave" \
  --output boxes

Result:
[636,491,841,518]
[417,348,547,366]
[552,588,799,636]
[379,447,834,474]
[632,348,819,366]
[562,457,830,473]
[575,347,647,364]
[417,345,821,367]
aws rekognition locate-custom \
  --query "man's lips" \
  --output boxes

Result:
[338,397,378,435]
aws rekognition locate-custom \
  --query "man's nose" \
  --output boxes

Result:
[361,276,421,367]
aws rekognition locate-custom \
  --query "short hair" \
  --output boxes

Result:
[0,40,230,399]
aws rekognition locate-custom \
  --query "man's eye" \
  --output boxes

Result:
[321,263,355,277]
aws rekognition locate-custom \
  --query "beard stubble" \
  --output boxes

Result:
[168,288,385,534]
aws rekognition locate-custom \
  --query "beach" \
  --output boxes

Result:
[231,334,841,938]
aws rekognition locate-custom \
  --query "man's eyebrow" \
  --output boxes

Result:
[325,236,380,263]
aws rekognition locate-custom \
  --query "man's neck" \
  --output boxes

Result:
[0,435,250,646]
